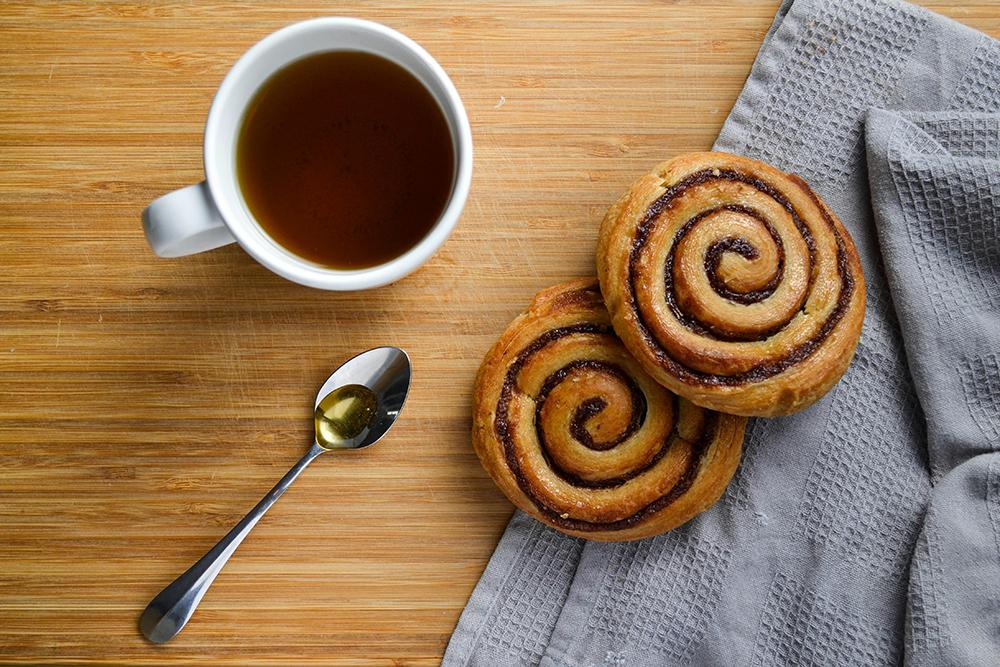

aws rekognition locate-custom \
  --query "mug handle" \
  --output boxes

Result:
[141,182,236,257]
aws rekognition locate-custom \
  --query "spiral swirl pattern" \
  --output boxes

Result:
[473,279,746,541]
[597,152,866,416]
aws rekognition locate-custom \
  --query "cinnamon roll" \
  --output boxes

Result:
[472,279,746,541]
[597,152,865,417]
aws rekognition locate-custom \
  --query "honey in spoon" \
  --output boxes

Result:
[314,383,378,449]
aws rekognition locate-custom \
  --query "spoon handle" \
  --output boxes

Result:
[140,443,325,643]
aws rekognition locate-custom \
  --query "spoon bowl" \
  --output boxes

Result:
[139,346,410,644]
[315,346,410,449]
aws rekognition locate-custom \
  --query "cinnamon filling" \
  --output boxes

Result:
[628,168,854,386]
[494,320,716,531]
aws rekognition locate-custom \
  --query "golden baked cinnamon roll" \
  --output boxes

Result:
[472,279,746,541]
[597,152,865,417]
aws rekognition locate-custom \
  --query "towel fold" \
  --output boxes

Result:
[445,1,1000,665]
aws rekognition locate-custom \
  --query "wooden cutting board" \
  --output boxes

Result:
[2,1,997,664]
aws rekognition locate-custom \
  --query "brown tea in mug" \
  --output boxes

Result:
[236,51,455,269]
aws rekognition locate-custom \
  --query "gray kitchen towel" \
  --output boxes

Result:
[444,0,1000,665]
[865,108,1000,666]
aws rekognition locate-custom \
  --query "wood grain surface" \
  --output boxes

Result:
[2,1,998,664]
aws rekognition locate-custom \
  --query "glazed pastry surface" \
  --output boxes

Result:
[597,152,866,416]
[472,279,746,541]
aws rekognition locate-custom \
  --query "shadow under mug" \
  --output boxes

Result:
[142,17,473,291]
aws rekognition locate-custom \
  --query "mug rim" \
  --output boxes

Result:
[203,17,473,290]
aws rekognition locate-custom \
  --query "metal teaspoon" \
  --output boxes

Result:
[139,346,411,643]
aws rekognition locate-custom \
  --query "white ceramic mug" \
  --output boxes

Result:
[142,18,473,290]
